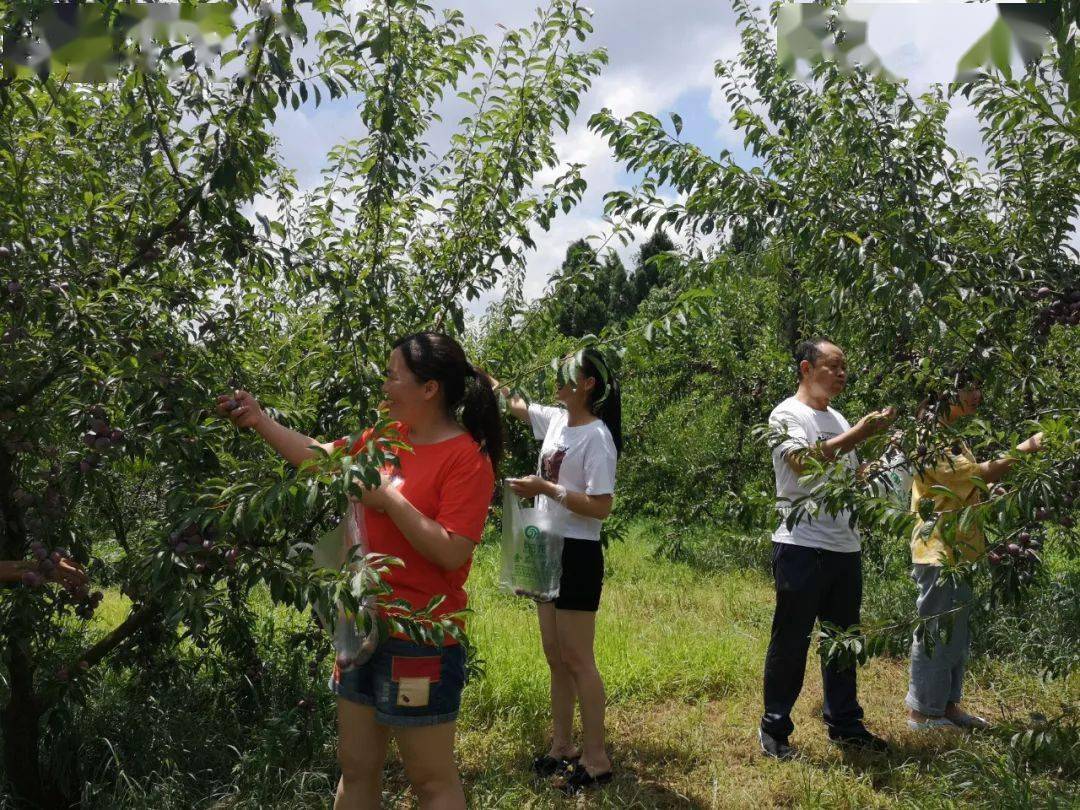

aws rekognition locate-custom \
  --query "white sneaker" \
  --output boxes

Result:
[906,716,959,731]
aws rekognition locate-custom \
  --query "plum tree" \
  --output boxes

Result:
[585,0,1078,666]
[0,1,602,805]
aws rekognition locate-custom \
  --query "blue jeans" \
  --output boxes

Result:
[906,564,972,717]
[331,637,467,727]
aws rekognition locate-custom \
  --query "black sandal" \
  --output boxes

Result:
[532,753,579,777]
[558,762,614,793]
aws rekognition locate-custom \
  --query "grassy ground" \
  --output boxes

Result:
[451,529,1080,809]
[58,526,1080,808]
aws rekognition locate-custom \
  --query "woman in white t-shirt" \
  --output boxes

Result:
[493,349,620,792]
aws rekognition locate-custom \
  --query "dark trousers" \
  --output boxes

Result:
[760,543,865,739]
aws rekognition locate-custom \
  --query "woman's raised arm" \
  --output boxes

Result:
[216,389,336,468]
[487,375,530,424]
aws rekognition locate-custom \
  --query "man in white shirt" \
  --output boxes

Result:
[759,337,896,760]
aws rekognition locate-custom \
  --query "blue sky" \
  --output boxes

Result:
[255,1,1065,314]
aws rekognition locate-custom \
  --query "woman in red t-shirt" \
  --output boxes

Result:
[217,332,500,810]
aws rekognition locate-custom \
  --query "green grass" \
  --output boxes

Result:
[464,531,771,719]
[20,524,1080,809]
[455,528,1080,809]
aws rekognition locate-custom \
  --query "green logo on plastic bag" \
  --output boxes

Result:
[524,524,540,541]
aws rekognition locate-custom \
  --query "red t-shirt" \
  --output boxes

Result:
[334,427,495,639]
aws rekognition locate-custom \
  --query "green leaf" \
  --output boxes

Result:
[989,17,1013,78]
[369,26,391,60]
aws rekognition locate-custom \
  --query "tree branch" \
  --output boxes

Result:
[141,73,184,185]
[80,601,160,667]
[2,355,70,410]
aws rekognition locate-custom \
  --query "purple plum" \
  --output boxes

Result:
[21,571,42,587]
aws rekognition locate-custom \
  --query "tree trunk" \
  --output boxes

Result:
[1,637,73,809]
[779,255,803,353]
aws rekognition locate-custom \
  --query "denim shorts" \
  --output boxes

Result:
[330,637,467,727]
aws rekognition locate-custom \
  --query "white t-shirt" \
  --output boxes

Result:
[527,403,618,542]
[769,396,861,552]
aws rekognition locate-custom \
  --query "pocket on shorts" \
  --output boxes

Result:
[374,640,466,724]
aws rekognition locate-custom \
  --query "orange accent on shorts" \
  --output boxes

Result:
[391,655,441,682]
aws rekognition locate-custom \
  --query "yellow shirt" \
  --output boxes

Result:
[910,442,985,565]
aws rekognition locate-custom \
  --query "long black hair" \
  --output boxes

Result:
[391,332,504,472]
[580,348,623,456]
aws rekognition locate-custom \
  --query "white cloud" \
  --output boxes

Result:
[271,103,365,189]
[261,0,744,310]
[859,5,1036,90]
[509,0,741,296]
[256,0,1047,321]
[944,100,989,171]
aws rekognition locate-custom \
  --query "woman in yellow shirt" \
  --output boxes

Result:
[906,386,1042,731]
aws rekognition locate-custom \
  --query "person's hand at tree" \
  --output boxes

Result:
[0,557,88,589]
[977,431,1044,484]
[215,389,265,429]
[49,557,89,591]
[853,407,898,439]
[215,389,334,468]
[359,470,399,513]
[787,406,897,474]
[486,373,529,422]
[1016,431,1043,454]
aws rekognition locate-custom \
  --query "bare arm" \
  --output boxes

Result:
[217,390,335,468]
[370,487,475,570]
[550,484,613,520]
[487,375,530,423]
[0,560,30,583]
[786,426,866,475]
[0,558,88,588]
[506,476,613,520]
[253,414,336,468]
[785,407,897,475]
[976,431,1043,484]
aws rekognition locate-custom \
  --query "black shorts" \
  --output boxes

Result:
[554,537,604,612]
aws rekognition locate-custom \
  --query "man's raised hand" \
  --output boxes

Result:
[856,406,897,438]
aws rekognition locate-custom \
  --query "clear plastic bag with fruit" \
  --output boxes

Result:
[314,500,379,671]
[499,481,564,601]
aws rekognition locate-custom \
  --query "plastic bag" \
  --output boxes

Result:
[873,446,914,511]
[313,500,379,671]
[499,481,564,601]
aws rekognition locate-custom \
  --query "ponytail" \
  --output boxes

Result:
[581,349,623,456]
[461,366,504,473]
[392,332,504,472]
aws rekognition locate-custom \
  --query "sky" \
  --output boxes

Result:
[257,1,1065,315]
